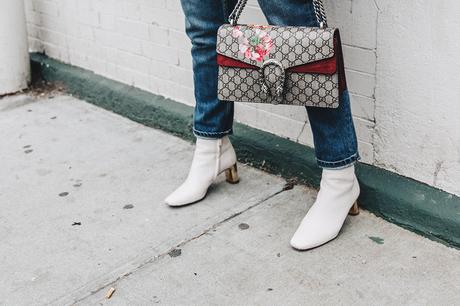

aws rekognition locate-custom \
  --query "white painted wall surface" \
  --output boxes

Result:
[374,1,460,197]
[23,0,460,196]
[0,0,30,94]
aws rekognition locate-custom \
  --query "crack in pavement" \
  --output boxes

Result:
[50,184,289,306]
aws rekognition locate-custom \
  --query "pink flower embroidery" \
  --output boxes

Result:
[232,26,273,62]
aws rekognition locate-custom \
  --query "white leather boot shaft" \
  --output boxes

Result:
[290,165,360,250]
[164,136,237,206]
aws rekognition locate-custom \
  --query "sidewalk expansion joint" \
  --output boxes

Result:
[64,184,289,305]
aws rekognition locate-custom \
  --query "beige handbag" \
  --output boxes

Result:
[216,0,347,108]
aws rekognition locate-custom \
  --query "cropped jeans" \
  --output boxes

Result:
[180,0,360,169]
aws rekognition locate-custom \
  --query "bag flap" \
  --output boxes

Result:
[217,24,337,70]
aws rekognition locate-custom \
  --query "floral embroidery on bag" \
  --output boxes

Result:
[232,25,273,62]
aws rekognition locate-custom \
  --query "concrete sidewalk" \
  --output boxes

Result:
[0,93,459,306]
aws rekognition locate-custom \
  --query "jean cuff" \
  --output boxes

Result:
[316,152,361,169]
[193,127,233,139]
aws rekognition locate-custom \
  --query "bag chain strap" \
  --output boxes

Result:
[228,0,328,28]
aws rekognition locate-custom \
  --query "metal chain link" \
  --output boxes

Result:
[228,0,248,26]
[228,0,327,27]
[312,0,328,27]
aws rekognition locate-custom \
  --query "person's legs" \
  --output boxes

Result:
[180,0,237,138]
[257,0,361,250]
[257,0,360,168]
[165,0,240,206]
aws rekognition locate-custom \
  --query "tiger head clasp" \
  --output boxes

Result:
[260,59,286,101]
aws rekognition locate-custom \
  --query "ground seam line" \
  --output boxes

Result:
[66,186,289,305]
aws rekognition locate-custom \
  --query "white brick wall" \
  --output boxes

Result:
[24,0,460,196]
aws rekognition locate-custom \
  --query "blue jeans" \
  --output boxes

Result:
[180,0,360,169]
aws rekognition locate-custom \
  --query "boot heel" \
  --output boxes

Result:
[348,201,360,216]
[225,164,239,184]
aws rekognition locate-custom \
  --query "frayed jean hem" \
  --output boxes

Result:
[317,153,361,169]
[193,127,233,139]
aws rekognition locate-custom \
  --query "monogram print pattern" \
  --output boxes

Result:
[218,67,339,107]
[217,24,342,108]
[217,24,336,69]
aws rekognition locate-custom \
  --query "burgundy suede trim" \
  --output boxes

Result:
[217,54,337,75]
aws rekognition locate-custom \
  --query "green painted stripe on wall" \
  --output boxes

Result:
[30,53,460,248]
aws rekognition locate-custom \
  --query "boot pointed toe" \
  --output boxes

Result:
[290,235,307,250]
[290,229,338,250]
[164,182,207,207]
[164,193,184,207]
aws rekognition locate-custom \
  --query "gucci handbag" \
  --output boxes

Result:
[217,0,347,108]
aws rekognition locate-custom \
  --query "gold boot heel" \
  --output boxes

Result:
[348,201,360,216]
[225,164,239,184]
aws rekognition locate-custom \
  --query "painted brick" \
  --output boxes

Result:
[26,10,41,25]
[177,50,192,70]
[42,42,62,59]
[66,37,94,58]
[166,0,182,11]
[116,35,143,55]
[115,50,151,75]
[173,85,195,106]
[77,9,99,27]
[93,0,118,15]
[26,24,41,39]
[150,60,172,80]
[168,29,191,51]
[357,140,374,164]
[93,28,120,49]
[141,42,179,64]
[38,28,65,46]
[346,70,376,98]
[349,0,378,49]
[149,25,169,45]
[119,1,141,21]
[99,13,116,30]
[29,38,44,52]
[76,0,92,11]
[326,0,378,49]
[87,56,107,75]
[116,18,150,40]
[140,6,156,24]
[149,76,161,93]
[354,117,375,144]
[33,0,59,17]
[141,0,166,9]
[75,24,95,41]
[39,15,65,34]
[150,8,184,31]
[343,45,376,75]
[24,0,34,12]
[157,79,181,100]
[239,6,267,25]
[350,94,375,122]
[168,65,194,89]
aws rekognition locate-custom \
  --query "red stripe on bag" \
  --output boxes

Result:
[217,54,337,75]
[289,56,337,74]
[217,55,258,69]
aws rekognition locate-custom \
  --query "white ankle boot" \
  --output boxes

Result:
[164,136,239,206]
[290,165,360,250]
